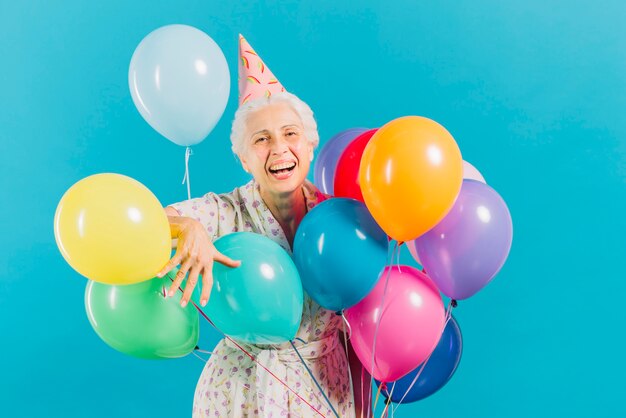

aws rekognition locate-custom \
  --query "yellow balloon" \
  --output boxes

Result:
[359,116,463,242]
[54,173,171,284]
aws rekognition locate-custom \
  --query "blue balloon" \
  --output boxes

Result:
[293,198,388,311]
[207,232,303,344]
[129,25,230,146]
[377,315,463,403]
[313,128,369,194]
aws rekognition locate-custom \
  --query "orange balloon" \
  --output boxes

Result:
[359,116,463,242]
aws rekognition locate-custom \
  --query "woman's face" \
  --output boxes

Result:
[239,102,314,196]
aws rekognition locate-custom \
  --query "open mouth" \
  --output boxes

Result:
[268,161,296,177]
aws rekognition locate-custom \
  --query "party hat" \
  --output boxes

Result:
[238,34,286,106]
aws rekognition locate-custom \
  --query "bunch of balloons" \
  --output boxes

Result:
[54,173,199,358]
[53,25,237,358]
[304,116,513,403]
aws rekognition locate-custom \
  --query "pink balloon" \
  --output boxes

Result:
[345,266,445,382]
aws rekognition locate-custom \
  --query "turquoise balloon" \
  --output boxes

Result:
[85,271,200,359]
[128,24,230,146]
[207,232,303,344]
[293,198,389,311]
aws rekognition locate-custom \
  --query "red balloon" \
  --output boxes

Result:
[333,129,378,201]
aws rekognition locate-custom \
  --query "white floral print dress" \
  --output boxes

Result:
[170,180,355,418]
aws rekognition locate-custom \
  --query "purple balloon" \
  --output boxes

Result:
[314,128,368,194]
[414,180,513,300]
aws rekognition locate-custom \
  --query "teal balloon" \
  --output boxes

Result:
[128,24,230,146]
[85,271,200,359]
[207,232,303,344]
[293,198,389,311]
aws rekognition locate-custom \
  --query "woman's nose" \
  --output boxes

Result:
[270,137,289,155]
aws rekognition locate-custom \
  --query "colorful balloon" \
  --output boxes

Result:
[333,129,378,202]
[414,180,513,300]
[359,116,463,242]
[377,315,462,403]
[54,173,171,285]
[85,272,199,359]
[129,24,230,146]
[207,232,303,344]
[345,266,445,382]
[293,198,389,312]
[314,128,369,194]
[463,160,486,183]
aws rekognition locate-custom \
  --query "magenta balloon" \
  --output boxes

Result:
[414,180,513,300]
[345,266,445,382]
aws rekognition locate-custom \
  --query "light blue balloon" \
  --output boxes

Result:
[293,198,389,312]
[128,24,230,146]
[207,232,303,345]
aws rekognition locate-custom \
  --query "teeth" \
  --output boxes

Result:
[270,162,296,171]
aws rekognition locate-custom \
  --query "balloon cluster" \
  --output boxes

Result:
[53,25,513,408]
[55,26,308,358]
[55,174,303,356]
[55,173,199,358]
[307,117,513,403]
[53,25,235,359]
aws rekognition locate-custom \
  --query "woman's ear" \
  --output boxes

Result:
[239,154,250,173]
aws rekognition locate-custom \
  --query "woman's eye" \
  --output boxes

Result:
[255,136,268,143]
[286,131,297,137]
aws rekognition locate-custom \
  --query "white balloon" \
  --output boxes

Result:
[463,160,486,183]
[129,25,230,147]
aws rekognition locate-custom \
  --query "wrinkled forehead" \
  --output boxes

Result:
[244,102,303,136]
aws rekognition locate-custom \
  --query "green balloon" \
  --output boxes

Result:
[85,270,199,359]
[208,232,303,344]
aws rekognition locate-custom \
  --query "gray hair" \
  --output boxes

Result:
[230,92,319,156]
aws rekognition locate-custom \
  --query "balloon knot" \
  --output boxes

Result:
[335,310,343,316]
[384,396,393,405]
[451,299,458,308]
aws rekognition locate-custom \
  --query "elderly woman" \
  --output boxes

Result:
[157,36,369,418]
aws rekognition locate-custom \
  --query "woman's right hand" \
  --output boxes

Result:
[157,209,240,308]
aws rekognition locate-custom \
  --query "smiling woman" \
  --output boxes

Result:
[155,35,368,417]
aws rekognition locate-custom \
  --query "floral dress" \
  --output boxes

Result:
[170,180,355,418]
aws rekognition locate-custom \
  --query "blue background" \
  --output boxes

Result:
[1,0,624,416]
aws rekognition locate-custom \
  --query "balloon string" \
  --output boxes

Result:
[384,382,396,418]
[181,146,193,200]
[341,311,352,340]
[191,350,207,363]
[369,241,398,418]
[290,340,340,418]
[195,348,216,355]
[372,381,383,413]
[360,360,366,418]
[395,241,401,271]
[380,385,393,418]
[391,299,455,413]
[168,279,327,417]
[341,315,356,415]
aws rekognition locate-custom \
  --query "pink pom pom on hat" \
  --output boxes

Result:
[238,34,286,106]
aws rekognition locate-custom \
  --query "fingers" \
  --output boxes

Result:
[157,251,182,278]
[214,250,241,268]
[169,256,192,297]
[180,265,202,307]
[200,264,214,307]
